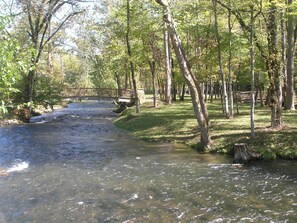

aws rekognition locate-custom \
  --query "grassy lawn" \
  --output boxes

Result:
[113,96,297,160]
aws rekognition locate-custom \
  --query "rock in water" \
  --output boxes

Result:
[0,168,8,176]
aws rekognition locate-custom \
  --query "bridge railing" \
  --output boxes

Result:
[61,88,134,99]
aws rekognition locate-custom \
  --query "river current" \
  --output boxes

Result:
[0,101,296,222]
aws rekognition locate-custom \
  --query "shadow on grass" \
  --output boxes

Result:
[114,99,297,158]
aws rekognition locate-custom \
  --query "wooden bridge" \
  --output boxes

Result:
[61,88,134,101]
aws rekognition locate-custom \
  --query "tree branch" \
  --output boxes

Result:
[216,0,267,61]
[26,2,35,43]
[35,0,47,35]
[155,0,167,7]
[42,10,84,48]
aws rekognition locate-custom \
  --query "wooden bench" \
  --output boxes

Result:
[118,97,131,103]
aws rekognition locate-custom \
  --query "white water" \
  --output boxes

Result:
[6,161,29,173]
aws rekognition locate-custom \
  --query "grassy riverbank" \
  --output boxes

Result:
[113,97,297,160]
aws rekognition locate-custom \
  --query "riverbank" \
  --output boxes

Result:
[0,101,68,126]
[113,98,297,160]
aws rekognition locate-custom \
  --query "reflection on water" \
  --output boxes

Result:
[0,100,296,222]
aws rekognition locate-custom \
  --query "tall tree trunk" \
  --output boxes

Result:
[194,78,210,127]
[155,0,211,148]
[267,1,282,127]
[228,8,234,118]
[205,80,208,102]
[255,88,259,106]
[191,32,210,126]
[258,78,264,107]
[47,18,52,71]
[172,60,177,101]
[115,72,121,97]
[285,0,296,110]
[164,22,172,104]
[180,83,186,101]
[26,68,35,103]
[210,77,214,103]
[250,5,256,139]
[281,10,287,109]
[235,68,240,114]
[26,43,39,105]
[149,60,158,108]
[126,0,139,113]
[125,61,129,89]
[212,0,229,117]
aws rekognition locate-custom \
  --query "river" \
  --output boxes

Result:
[0,100,296,222]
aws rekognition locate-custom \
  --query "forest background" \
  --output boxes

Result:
[0,0,296,158]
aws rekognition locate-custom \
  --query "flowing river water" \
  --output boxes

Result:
[0,101,296,223]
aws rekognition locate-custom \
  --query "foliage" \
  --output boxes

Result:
[0,16,31,114]
[89,55,117,89]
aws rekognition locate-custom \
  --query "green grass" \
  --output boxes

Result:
[113,97,297,160]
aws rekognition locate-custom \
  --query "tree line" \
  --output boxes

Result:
[0,0,296,148]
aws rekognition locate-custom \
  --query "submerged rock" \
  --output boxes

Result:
[0,168,8,176]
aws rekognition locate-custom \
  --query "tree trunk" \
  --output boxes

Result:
[235,68,240,114]
[281,10,287,109]
[212,0,229,117]
[155,0,210,148]
[267,1,282,127]
[259,83,264,107]
[210,78,214,103]
[234,143,260,164]
[125,62,130,89]
[188,35,210,126]
[164,22,172,104]
[194,79,210,127]
[228,8,234,118]
[115,72,121,97]
[204,81,208,102]
[250,5,256,139]
[149,60,158,108]
[126,0,139,113]
[285,0,296,110]
[180,83,186,101]
[27,68,35,103]
[172,60,177,101]
[47,18,53,71]
[255,88,258,106]
[265,87,271,106]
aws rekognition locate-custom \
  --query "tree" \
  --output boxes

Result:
[155,0,211,148]
[217,0,284,127]
[164,22,172,104]
[126,0,140,113]
[18,0,83,104]
[266,0,282,127]
[227,7,234,118]
[250,4,257,138]
[212,0,229,117]
[0,16,31,114]
[285,0,296,110]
